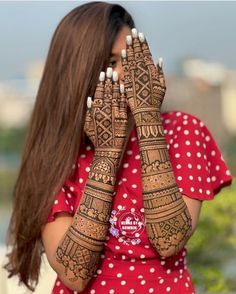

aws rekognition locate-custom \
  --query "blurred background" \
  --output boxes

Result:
[0,1,235,293]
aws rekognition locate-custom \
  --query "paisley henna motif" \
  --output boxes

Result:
[56,70,128,288]
[122,29,192,257]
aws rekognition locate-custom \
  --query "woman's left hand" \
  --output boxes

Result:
[121,28,166,126]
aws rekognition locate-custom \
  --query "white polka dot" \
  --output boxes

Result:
[65,200,69,205]
[211,176,216,182]
[166,269,171,274]
[194,129,200,135]
[188,163,192,169]
[90,290,95,294]
[129,289,135,294]
[101,280,106,286]
[123,163,129,168]
[85,167,90,172]
[183,120,188,125]
[211,150,216,156]
[122,178,127,182]
[176,112,182,117]
[198,176,202,182]
[131,258,136,262]
[149,288,154,293]
[177,176,182,181]
[80,154,86,158]
[129,266,135,271]
[164,129,168,134]
[207,177,211,183]
[121,280,126,285]
[199,188,202,193]
[183,114,188,119]
[123,193,128,199]
[168,129,173,135]
[190,187,195,192]
[115,245,120,250]
[185,282,189,288]
[109,290,114,294]
[185,140,190,146]
[205,136,210,142]
[197,152,201,158]
[132,169,137,174]
[140,254,145,259]
[159,279,164,284]
[108,263,114,268]
[216,165,220,171]
[166,287,171,292]
[128,249,133,254]
[187,152,191,157]
[179,188,183,192]
[127,150,133,155]
[135,155,140,160]
[67,193,72,198]
[140,280,146,285]
[86,145,91,151]
[176,164,182,169]
[70,206,74,211]
[206,190,211,195]
[54,200,58,205]
[177,126,181,131]
[132,199,137,204]
[117,273,122,278]
[226,170,231,176]
[79,178,83,183]
[97,269,102,274]
[200,121,204,127]
[150,267,155,273]
[175,153,180,158]
[189,175,193,180]
[135,233,140,237]
[179,269,184,273]
[174,143,179,148]
[56,281,61,286]
[161,261,165,265]
[131,137,137,142]
[197,164,201,170]
[174,277,178,283]
[132,184,137,188]
[184,130,189,135]
[131,208,135,213]
[175,261,179,266]
[165,119,171,124]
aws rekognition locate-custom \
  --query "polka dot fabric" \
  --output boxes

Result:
[47,111,232,294]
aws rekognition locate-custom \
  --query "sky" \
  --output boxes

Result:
[0,1,236,80]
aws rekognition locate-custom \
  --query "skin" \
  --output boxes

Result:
[41,25,202,291]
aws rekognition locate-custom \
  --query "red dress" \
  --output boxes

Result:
[47,111,232,294]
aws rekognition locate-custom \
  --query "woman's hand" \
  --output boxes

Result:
[84,68,128,155]
[121,28,166,126]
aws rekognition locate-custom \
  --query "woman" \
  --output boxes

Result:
[4,2,232,293]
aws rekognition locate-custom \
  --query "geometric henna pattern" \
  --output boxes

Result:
[122,30,192,257]
[56,73,128,287]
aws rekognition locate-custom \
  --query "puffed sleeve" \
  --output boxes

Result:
[163,111,233,201]
[46,143,94,222]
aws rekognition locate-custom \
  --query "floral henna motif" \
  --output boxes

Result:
[122,29,192,257]
[56,69,128,288]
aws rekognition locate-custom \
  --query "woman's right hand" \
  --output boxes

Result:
[84,68,128,155]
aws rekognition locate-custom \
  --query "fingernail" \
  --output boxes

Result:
[87,96,92,109]
[106,67,113,78]
[99,71,105,81]
[112,71,118,82]
[121,49,127,58]
[120,84,125,94]
[126,35,132,45]
[138,32,145,43]
[131,28,138,38]
[158,57,163,68]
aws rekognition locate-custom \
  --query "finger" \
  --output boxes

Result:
[112,71,120,118]
[94,71,105,107]
[104,67,113,103]
[156,57,166,90]
[119,84,128,120]
[126,35,136,70]
[87,96,92,110]
[138,32,154,68]
[121,49,132,91]
[131,28,144,65]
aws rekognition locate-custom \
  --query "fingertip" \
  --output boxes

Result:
[120,84,125,94]
[121,49,127,59]
[138,32,145,43]
[87,96,92,109]
[131,28,138,38]
[158,57,163,68]
[99,71,105,82]
[126,35,132,46]
[112,71,118,82]
[106,67,113,79]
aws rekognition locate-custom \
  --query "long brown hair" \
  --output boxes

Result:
[4,1,135,291]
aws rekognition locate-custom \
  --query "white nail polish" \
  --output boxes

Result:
[158,57,163,68]
[106,67,113,78]
[87,96,92,109]
[131,28,138,38]
[99,71,105,82]
[126,35,132,45]
[138,32,145,43]
[113,71,118,82]
[120,84,125,94]
[121,49,127,58]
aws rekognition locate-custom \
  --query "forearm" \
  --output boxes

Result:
[54,149,120,291]
[136,112,192,257]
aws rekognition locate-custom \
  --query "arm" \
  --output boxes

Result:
[121,29,194,257]
[42,69,128,292]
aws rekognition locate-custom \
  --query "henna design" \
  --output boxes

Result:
[56,69,128,289]
[122,29,192,257]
